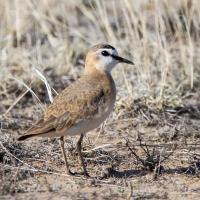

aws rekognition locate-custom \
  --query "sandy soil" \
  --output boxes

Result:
[1,75,200,199]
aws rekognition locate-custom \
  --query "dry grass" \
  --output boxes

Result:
[1,0,200,199]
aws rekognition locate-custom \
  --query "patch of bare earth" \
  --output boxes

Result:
[1,74,200,199]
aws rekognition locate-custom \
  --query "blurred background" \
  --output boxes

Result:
[0,0,199,110]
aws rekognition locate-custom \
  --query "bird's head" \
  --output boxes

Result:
[85,44,134,74]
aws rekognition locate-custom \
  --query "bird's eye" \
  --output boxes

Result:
[101,51,109,56]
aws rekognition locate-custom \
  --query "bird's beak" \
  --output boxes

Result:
[112,54,134,65]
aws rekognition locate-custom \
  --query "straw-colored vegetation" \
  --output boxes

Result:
[0,0,200,199]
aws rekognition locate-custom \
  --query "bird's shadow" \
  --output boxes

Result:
[165,162,200,176]
[167,103,200,120]
[101,161,200,179]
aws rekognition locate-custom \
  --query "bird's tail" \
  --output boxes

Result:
[18,134,36,141]
[17,117,55,141]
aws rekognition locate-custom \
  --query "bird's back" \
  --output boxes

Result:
[45,72,115,119]
[19,72,116,139]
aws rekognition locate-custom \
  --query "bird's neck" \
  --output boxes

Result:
[84,60,116,97]
[84,67,116,99]
[85,57,112,74]
[84,62,113,82]
[85,65,112,77]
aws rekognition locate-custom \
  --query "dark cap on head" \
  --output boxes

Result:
[90,44,116,51]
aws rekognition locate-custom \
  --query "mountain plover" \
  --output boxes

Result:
[18,43,134,176]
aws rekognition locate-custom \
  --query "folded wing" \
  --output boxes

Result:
[18,75,110,140]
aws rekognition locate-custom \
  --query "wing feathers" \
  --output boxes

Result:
[17,117,55,141]
[18,73,114,141]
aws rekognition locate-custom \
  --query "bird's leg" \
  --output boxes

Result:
[77,133,89,177]
[59,136,74,175]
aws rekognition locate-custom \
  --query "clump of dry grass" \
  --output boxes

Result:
[125,138,177,179]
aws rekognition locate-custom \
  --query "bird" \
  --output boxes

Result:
[18,43,134,177]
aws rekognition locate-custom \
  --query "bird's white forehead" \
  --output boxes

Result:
[96,48,118,56]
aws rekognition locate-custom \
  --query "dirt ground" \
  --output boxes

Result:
[1,74,200,199]
[1,0,200,199]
